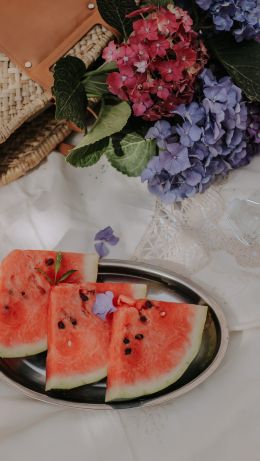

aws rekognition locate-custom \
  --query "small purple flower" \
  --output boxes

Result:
[176,121,202,147]
[195,0,260,42]
[94,226,119,245]
[196,0,212,9]
[92,291,117,320]
[145,120,173,149]
[95,242,109,258]
[164,144,191,174]
[174,102,205,125]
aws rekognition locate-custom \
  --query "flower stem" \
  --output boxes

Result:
[87,106,98,120]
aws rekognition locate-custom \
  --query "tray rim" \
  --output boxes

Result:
[0,259,229,410]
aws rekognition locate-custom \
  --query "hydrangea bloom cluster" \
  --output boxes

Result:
[196,0,260,42]
[141,69,258,203]
[102,5,208,121]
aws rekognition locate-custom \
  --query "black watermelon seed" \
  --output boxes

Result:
[21,291,26,297]
[135,334,144,340]
[58,320,65,329]
[125,348,132,355]
[70,318,77,326]
[140,315,147,323]
[144,300,153,309]
[79,291,89,302]
[45,258,54,266]
[123,337,130,344]
[3,305,9,311]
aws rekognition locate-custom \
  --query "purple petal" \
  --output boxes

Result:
[92,291,117,320]
[108,235,120,246]
[94,242,109,258]
[95,226,114,241]
[94,226,119,246]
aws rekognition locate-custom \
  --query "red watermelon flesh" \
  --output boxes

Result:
[106,300,207,402]
[45,282,146,390]
[0,250,99,358]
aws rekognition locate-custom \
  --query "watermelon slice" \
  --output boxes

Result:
[0,250,99,358]
[46,282,147,391]
[105,300,207,402]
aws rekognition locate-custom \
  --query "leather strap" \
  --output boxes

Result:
[58,142,75,156]
[0,0,117,90]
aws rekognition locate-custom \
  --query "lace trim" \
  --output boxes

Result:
[133,186,260,273]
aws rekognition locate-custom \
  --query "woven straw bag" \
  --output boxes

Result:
[0,0,114,185]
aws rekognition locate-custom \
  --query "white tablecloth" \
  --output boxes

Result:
[0,151,259,461]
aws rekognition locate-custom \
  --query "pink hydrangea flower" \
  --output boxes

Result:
[102,6,208,121]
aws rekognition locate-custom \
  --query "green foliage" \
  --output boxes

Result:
[106,133,156,177]
[96,0,136,39]
[53,56,88,130]
[209,34,260,102]
[66,138,109,167]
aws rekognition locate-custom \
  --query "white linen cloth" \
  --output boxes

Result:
[0,151,260,461]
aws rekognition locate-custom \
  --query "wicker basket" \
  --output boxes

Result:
[0,23,113,185]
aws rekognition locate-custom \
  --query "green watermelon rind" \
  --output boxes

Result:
[0,338,47,358]
[105,305,208,402]
[45,366,107,391]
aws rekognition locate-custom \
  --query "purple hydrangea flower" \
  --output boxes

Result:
[195,0,260,42]
[175,121,202,147]
[92,291,117,320]
[142,67,258,204]
[94,226,119,245]
[174,102,205,125]
[146,120,173,149]
[94,242,109,258]
[164,144,191,173]
[94,226,119,258]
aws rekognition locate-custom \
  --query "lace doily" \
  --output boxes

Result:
[134,185,260,274]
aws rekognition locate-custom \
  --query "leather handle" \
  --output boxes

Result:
[58,121,82,155]
[27,7,118,89]
[58,142,75,156]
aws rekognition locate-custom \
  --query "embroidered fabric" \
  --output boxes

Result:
[133,158,260,330]
[134,187,260,272]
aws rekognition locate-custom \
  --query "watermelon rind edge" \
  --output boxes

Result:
[83,254,99,282]
[0,338,47,358]
[132,284,147,298]
[45,366,107,391]
[105,305,208,402]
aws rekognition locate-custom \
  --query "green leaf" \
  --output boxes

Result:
[35,268,53,285]
[53,56,88,130]
[84,62,118,98]
[72,101,131,150]
[96,0,136,39]
[106,132,156,177]
[66,138,109,167]
[84,75,109,98]
[54,252,62,283]
[86,61,118,77]
[209,34,260,102]
[57,270,78,284]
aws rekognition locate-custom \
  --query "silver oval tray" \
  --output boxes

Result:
[0,260,229,409]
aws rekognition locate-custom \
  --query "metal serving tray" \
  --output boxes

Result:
[0,260,229,410]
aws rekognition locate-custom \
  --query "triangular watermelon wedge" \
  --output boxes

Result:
[106,299,207,402]
[46,282,147,391]
[0,250,99,358]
